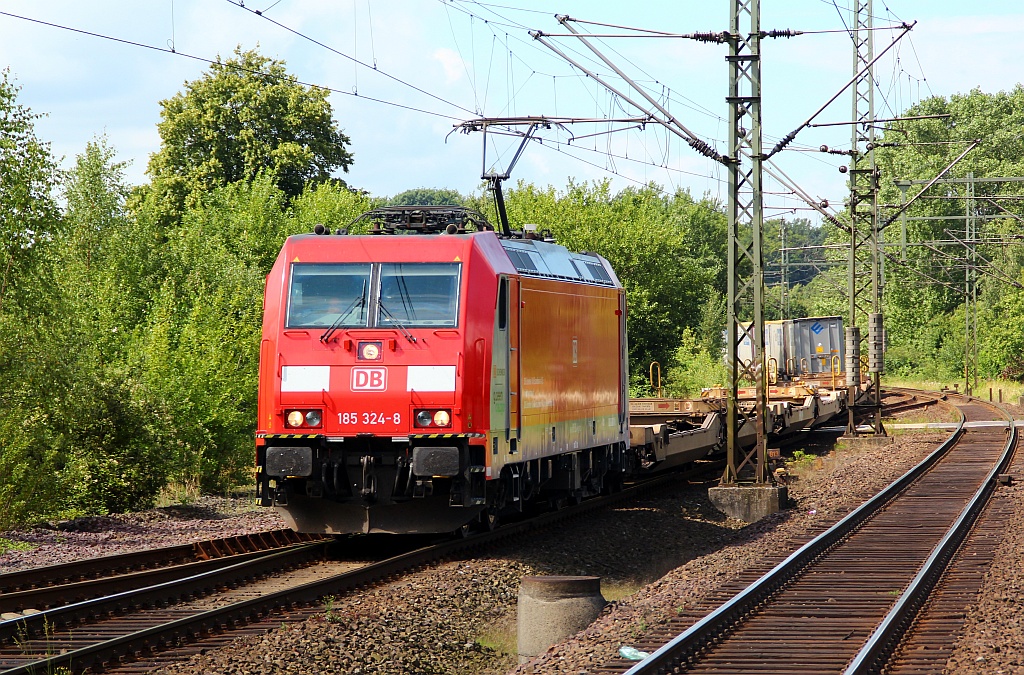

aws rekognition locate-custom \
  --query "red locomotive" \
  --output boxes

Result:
[255,206,629,534]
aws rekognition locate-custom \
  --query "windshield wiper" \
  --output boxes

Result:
[378,301,417,343]
[320,281,366,344]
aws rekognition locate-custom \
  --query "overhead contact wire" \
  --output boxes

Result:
[223,0,479,117]
[0,10,465,122]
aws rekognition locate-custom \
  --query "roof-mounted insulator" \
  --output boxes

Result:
[312,223,349,235]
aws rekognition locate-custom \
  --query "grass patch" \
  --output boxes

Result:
[602,580,645,602]
[787,449,817,470]
[886,377,1024,404]
[882,412,958,426]
[783,448,830,481]
[0,538,35,555]
[473,614,517,656]
[154,482,202,508]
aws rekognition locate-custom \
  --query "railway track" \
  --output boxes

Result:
[0,529,323,610]
[880,389,945,417]
[593,392,1016,675]
[0,469,698,674]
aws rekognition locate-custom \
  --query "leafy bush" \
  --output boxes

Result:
[664,329,728,398]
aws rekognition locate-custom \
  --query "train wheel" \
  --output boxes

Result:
[455,521,474,538]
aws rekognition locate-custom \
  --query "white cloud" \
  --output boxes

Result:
[433,47,469,86]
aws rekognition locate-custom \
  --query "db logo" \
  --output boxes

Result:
[351,367,387,391]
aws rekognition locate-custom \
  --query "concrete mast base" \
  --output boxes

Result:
[708,484,788,523]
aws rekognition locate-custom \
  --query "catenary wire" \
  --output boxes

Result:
[223,0,480,117]
[0,10,467,122]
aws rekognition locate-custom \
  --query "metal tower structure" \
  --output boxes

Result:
[722,0,768,485]
[894,173,1015,396]
[780,222,790,318]
[845,0,885,436]
[964,172,979,395]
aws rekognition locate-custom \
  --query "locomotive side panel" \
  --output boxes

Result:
[516,277,624,463]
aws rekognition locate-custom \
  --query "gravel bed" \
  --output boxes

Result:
[5,400,1015,675]
[143,425,950,675]
[0,497,286,573]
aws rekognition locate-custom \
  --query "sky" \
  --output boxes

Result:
[1,1,1022,223]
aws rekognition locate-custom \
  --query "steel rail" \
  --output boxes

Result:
[0,545,307,614]
[622,402,969,675]
[0,528,319,593]
[0,541,328,646]
[0,470,695,674]
[879,389,943,416]
[845,403,1017,674]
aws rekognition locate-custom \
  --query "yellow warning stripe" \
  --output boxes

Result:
[409,433,485,439]
[258,433,320,439]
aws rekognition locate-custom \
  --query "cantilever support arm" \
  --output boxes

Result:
[880,139,981,230]
[766,21,916,159]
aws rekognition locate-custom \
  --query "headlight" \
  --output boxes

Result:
[414,409,452,428]
[285,409,322,428]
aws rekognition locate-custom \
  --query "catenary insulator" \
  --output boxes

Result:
[770,130,798,156]
[691,31,728,44]
[687,137,727,164]
[762,29,801,39]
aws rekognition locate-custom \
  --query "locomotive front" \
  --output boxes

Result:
[255,229,504,534]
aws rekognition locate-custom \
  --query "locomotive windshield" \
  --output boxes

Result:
[378,263,460,327]
[286,263,370,328]
[285,262,460,329]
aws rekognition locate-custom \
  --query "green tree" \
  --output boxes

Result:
[387,187,465,206]
[873,87,1024,379]
[293,180,378,234]
[0,70,65,527]
[0,69,59,316]
[145,46,354,224]
[664,328,728,398]
[30,138,174,515]
[130,175,289,491]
